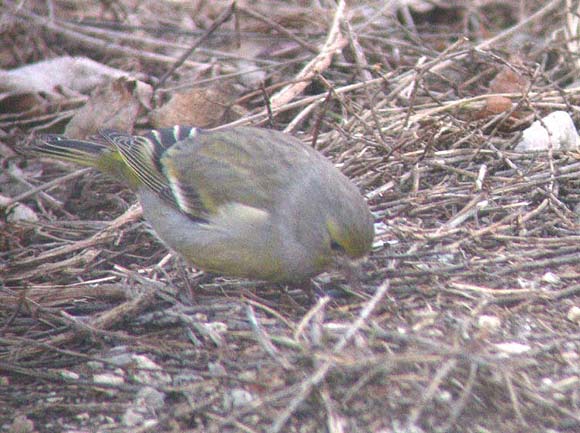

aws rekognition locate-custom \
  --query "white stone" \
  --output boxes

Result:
[93,373,125,386]
[477,315,501,332]
[566,306,580,324]
[516,111,580,151]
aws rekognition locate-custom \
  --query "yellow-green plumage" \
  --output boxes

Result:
[31,126,374,282]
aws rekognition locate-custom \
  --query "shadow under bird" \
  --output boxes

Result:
[31,126,374,282]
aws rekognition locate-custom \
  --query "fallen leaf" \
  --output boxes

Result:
[65,77,152,138]
[150,87,245,129]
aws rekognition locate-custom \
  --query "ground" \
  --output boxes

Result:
[1,1,579,432]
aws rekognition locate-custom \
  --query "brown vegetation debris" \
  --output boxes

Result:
[1,1,579,432]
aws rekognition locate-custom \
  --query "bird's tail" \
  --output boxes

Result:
[29,134,141,189]
[30,135,111,168]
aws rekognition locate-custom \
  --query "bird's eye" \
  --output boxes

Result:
[330,240,345,253]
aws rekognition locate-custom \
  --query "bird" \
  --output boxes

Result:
[30,126,374,283]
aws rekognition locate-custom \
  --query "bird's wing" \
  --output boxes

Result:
[160,127,309,217]
[101,127,208,223]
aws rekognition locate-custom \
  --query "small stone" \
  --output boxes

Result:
[75,412,90,422]
[231,388,254,407]
[435,390,452,403]
[542,272,561,285]
[6,203,38,224]
[566,306,580,324]
[86,361,104,370]
[122,408,144,427]
[515,111,580,151]
[130,355,171,385]
[60,370,80,380]
[224,388,254,410]
[135,386,165,410]
[477,315,501,332]
[208,362,227,376]
[172,373,203,386]
[93,373,125,386]
[494,342,531,355]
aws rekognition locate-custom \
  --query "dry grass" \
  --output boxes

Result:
[1,0,580,432]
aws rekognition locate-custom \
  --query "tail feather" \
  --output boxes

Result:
[30,135,110,167]
[31,133,142,190]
